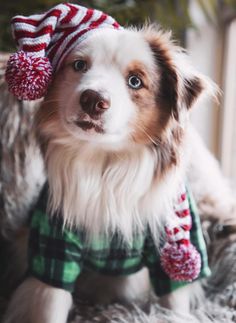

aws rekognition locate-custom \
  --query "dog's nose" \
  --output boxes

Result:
[80,90,110,116]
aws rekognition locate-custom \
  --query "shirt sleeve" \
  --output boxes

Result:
[144,188,211,297]
[28,188,83,292]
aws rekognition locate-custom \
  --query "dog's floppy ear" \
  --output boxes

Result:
[173,49,217,114]
[143,25,216,120]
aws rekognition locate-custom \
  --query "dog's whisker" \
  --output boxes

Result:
[134,126,178,159]
[135,124,160,146]
[42,99,62,105]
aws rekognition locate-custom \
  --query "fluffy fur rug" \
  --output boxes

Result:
[0,53,236,322]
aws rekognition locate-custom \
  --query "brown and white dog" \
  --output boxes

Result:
[3,25,225,323]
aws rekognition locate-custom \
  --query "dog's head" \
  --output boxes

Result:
[37,25,214,153]
[35,25,216,238]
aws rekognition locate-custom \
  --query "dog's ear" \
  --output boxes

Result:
[143,26,217,120]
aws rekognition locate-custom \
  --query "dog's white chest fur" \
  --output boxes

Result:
[46,140,185,243]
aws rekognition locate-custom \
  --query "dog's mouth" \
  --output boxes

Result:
[74,120,104,133]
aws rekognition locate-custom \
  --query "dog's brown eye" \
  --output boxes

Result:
[128,75,143,90]
[73,60,87,72]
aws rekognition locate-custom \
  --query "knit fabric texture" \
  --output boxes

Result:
[5,3,121,100]
[10,3,121,70]
[28,185,211,297]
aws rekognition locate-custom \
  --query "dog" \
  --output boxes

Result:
[2,3,225,323]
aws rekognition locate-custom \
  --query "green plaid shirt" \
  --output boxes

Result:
[28,185,211,297]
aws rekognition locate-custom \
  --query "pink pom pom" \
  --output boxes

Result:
[160,242,201,281]
[5,51,52,100]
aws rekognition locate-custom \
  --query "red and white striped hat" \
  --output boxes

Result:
[5,3,121,100]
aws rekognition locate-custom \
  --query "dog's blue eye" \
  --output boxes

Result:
[128,75,143,89]
[73,60,87,72]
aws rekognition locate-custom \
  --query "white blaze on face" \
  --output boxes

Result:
[57,28,156,147]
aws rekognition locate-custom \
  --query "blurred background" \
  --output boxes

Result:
[0,0,236,183]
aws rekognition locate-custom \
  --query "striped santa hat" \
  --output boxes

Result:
[5,3,121,100]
